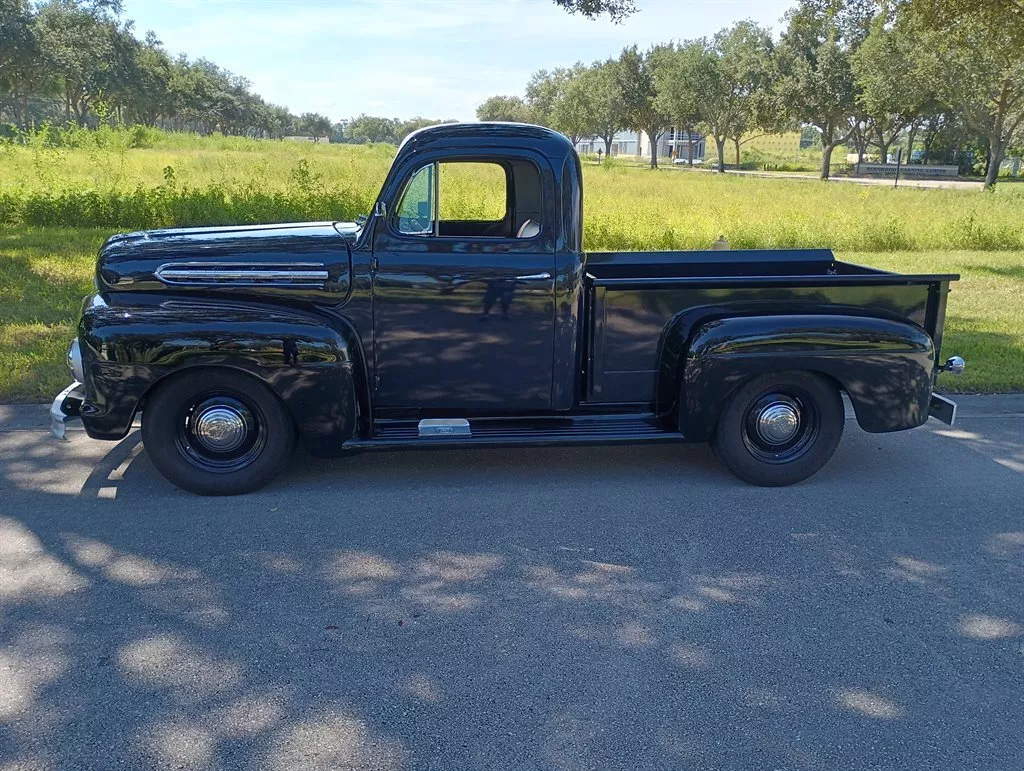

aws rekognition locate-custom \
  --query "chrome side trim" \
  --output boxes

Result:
[155,262,329,288]
[418,418,471,438]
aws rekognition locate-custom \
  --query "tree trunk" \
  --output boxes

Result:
[906,125,917,164]
[647,128,660,169]
[603,133,613,157]
[820,142,835,180]
[715,136,726,173]
[878,140,891,164]
[685,126,694,165]
[734,138,741,168]
[984,136,1005,189]
[16,94,28,129]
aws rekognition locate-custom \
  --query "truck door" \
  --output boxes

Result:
[371,153,556,410]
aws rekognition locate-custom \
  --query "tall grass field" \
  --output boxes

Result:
[2,132,1024,250]
[1,130,1022,400]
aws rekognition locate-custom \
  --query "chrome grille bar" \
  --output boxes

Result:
[155,262,330,288]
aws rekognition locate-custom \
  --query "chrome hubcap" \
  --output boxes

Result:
[755,402,801,445]
[192,405,249,453]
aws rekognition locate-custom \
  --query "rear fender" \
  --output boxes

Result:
[668,314,935,441]
[78,293,368,456]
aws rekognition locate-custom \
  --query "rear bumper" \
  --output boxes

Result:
[50,381,86,439]
[929,394,957,426]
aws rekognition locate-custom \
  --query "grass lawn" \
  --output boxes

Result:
[2,225,1020,402]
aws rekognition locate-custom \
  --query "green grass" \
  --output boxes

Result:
[847,251,1024,394]
[0,227,102,401]
[1,132,1020,399]
[3,139,1024,250]
[1,225,1020,401]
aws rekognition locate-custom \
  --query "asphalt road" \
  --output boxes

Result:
[0,399,1021,770]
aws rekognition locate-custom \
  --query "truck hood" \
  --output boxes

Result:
[96,221,355,301]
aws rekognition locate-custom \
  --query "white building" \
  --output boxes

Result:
[575,128,705,161]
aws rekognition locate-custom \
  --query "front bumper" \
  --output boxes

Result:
[50,381,86,439]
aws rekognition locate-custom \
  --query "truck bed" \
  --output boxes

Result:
[583,249,958,404]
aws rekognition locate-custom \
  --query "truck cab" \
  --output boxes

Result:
[366,123,581,411]
[52,123,964,495]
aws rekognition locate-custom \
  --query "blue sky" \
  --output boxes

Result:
[121,0,796,122]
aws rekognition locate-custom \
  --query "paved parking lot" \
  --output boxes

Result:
[0,398,1022,770]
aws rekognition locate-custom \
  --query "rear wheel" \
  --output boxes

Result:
[711,371,844,487]
[142,369,295,495]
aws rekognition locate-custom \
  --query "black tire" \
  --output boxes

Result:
[142,369,295,495]
[711,371,844,487]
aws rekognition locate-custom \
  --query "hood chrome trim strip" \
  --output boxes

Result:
[155,262,329,288]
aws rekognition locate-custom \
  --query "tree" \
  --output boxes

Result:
[344,114,398,144]
[852,8,933,163]
[777,0,860,179]
[654,40,706,165]
[0,0,52,127]
[525,67,571,127]
[581,59,625,157]
[698,21,780,171]
[548,63,598,144]
[35,0,119,125]
[299,111,332,142]
[552,0,635,21]
[616,44,669,168]
[122,31,173,126]
[476,95,529,122]
[906,0,1024,188]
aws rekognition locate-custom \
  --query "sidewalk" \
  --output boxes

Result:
[724,168,986,191]
[4,394,1023,433]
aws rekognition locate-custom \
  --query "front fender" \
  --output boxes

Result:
[675,314,936,441]
[77,293,367,456]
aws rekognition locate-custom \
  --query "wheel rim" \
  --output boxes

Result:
[741,390,819,464]
[175,393,266,473]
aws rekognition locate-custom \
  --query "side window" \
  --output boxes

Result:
[395,163,435,235]
[392,157,543,240]
[439,162,506,222]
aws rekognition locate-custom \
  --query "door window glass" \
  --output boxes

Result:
[395,163,434,235]
[393,158,543,240]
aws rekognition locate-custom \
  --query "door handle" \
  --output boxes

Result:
[515,272,552,281]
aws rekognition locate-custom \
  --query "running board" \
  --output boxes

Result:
[342,413,685,451]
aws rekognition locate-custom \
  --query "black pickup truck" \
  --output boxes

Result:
[52,123,964,495]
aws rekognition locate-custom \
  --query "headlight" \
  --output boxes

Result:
[67,338,85,382]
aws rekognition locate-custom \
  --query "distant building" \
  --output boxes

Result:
[283,135,319,143]
[575,128,705,161]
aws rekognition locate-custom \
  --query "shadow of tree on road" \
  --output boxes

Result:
[0,428,1022,769]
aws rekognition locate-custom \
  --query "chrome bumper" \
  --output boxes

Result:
[929,394,957,426]
[50,381,85,440]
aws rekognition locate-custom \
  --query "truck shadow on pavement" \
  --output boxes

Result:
[0,425,1022,769]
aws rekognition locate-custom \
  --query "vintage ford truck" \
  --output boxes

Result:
[52,123,964,495]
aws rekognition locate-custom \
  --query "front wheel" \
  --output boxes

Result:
[711,371,844,487]
[142,369,295,495]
